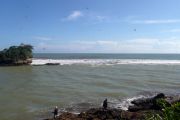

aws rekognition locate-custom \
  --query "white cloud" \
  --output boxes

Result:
[34,36,52,41]
[131,19,180,24]
[66,10,83,21]
[62,10,111,23]
[35,38,180,53]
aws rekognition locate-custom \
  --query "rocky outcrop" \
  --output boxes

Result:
[45,93,180,120]
[47,108,145,120]
[128,93,166,112]
[0,59,32,66]
[45,63,60,65]
[128,93,180,112]
[165,95,180,104]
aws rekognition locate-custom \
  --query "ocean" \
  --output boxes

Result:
[0,53,180,120]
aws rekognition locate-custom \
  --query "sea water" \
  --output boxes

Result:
[0,54,180,120]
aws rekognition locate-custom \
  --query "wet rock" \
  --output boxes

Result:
[45,93,180,120]
[45,63,60,65]
[58,112,80,120]
[47,108,145,120]
[78,108,122,120]
[154,93,165,99]
[129,93,165,112]
[165,95,180,104]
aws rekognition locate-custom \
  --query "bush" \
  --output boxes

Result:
[146,101,180,120]
[163,102,180,120]
[156,99,171,109]
[0,44,33,64]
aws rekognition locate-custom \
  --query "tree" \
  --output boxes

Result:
[0,44,33,65]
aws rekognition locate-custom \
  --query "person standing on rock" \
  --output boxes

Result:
[103,98,108,109]
[53,106,58,119]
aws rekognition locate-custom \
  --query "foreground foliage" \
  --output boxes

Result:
[163,102,180,120]
[146,99,180,120]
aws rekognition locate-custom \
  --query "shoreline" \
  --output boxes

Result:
[45,93,180,120]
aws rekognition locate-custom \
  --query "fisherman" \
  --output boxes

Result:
[53,106,58,119]
[103,98,108,109]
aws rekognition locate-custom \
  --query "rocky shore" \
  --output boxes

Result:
[0,59,32,66]
[45,93,180,120]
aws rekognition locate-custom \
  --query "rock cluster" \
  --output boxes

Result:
[46,93,180,120]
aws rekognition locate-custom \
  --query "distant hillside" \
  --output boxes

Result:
[0,44,33,66]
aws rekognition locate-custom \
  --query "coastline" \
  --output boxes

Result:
[45,93,180,120]
[0,54,180,119]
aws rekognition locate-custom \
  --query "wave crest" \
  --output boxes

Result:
[31,59,180,66]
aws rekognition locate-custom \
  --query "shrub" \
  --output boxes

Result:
[146,101,180,120]
[0,44,33,64]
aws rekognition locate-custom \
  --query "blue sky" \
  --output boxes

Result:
[1,0,180,53]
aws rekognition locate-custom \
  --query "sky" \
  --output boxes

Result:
[0,0,180,53]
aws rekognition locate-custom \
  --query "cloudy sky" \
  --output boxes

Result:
[1,0,180,53]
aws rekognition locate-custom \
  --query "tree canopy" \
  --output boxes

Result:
[0,44,33,65]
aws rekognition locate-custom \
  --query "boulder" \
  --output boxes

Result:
[165,95,180,104]
[129,93,165,112]
[45,63,60,65]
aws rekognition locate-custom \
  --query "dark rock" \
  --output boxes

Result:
[45,93,180,120]
[129,93,166,112]
[45,63,60,65]
[80,108,122,120]
[0,59,32,66]
[154,93,165,99]
[165,95,180,104]
[46,108,145,120]
[58,112,79,120]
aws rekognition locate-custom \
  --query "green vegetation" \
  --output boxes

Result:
[156,98,171,109]
[146,99,180,120]
[0,44,33,65]
[163,102,180,120]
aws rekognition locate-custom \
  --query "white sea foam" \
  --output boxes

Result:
[31,58,180,66]
[109,95,149,110]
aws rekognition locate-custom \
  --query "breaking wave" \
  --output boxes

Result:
[31,58,180,66]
